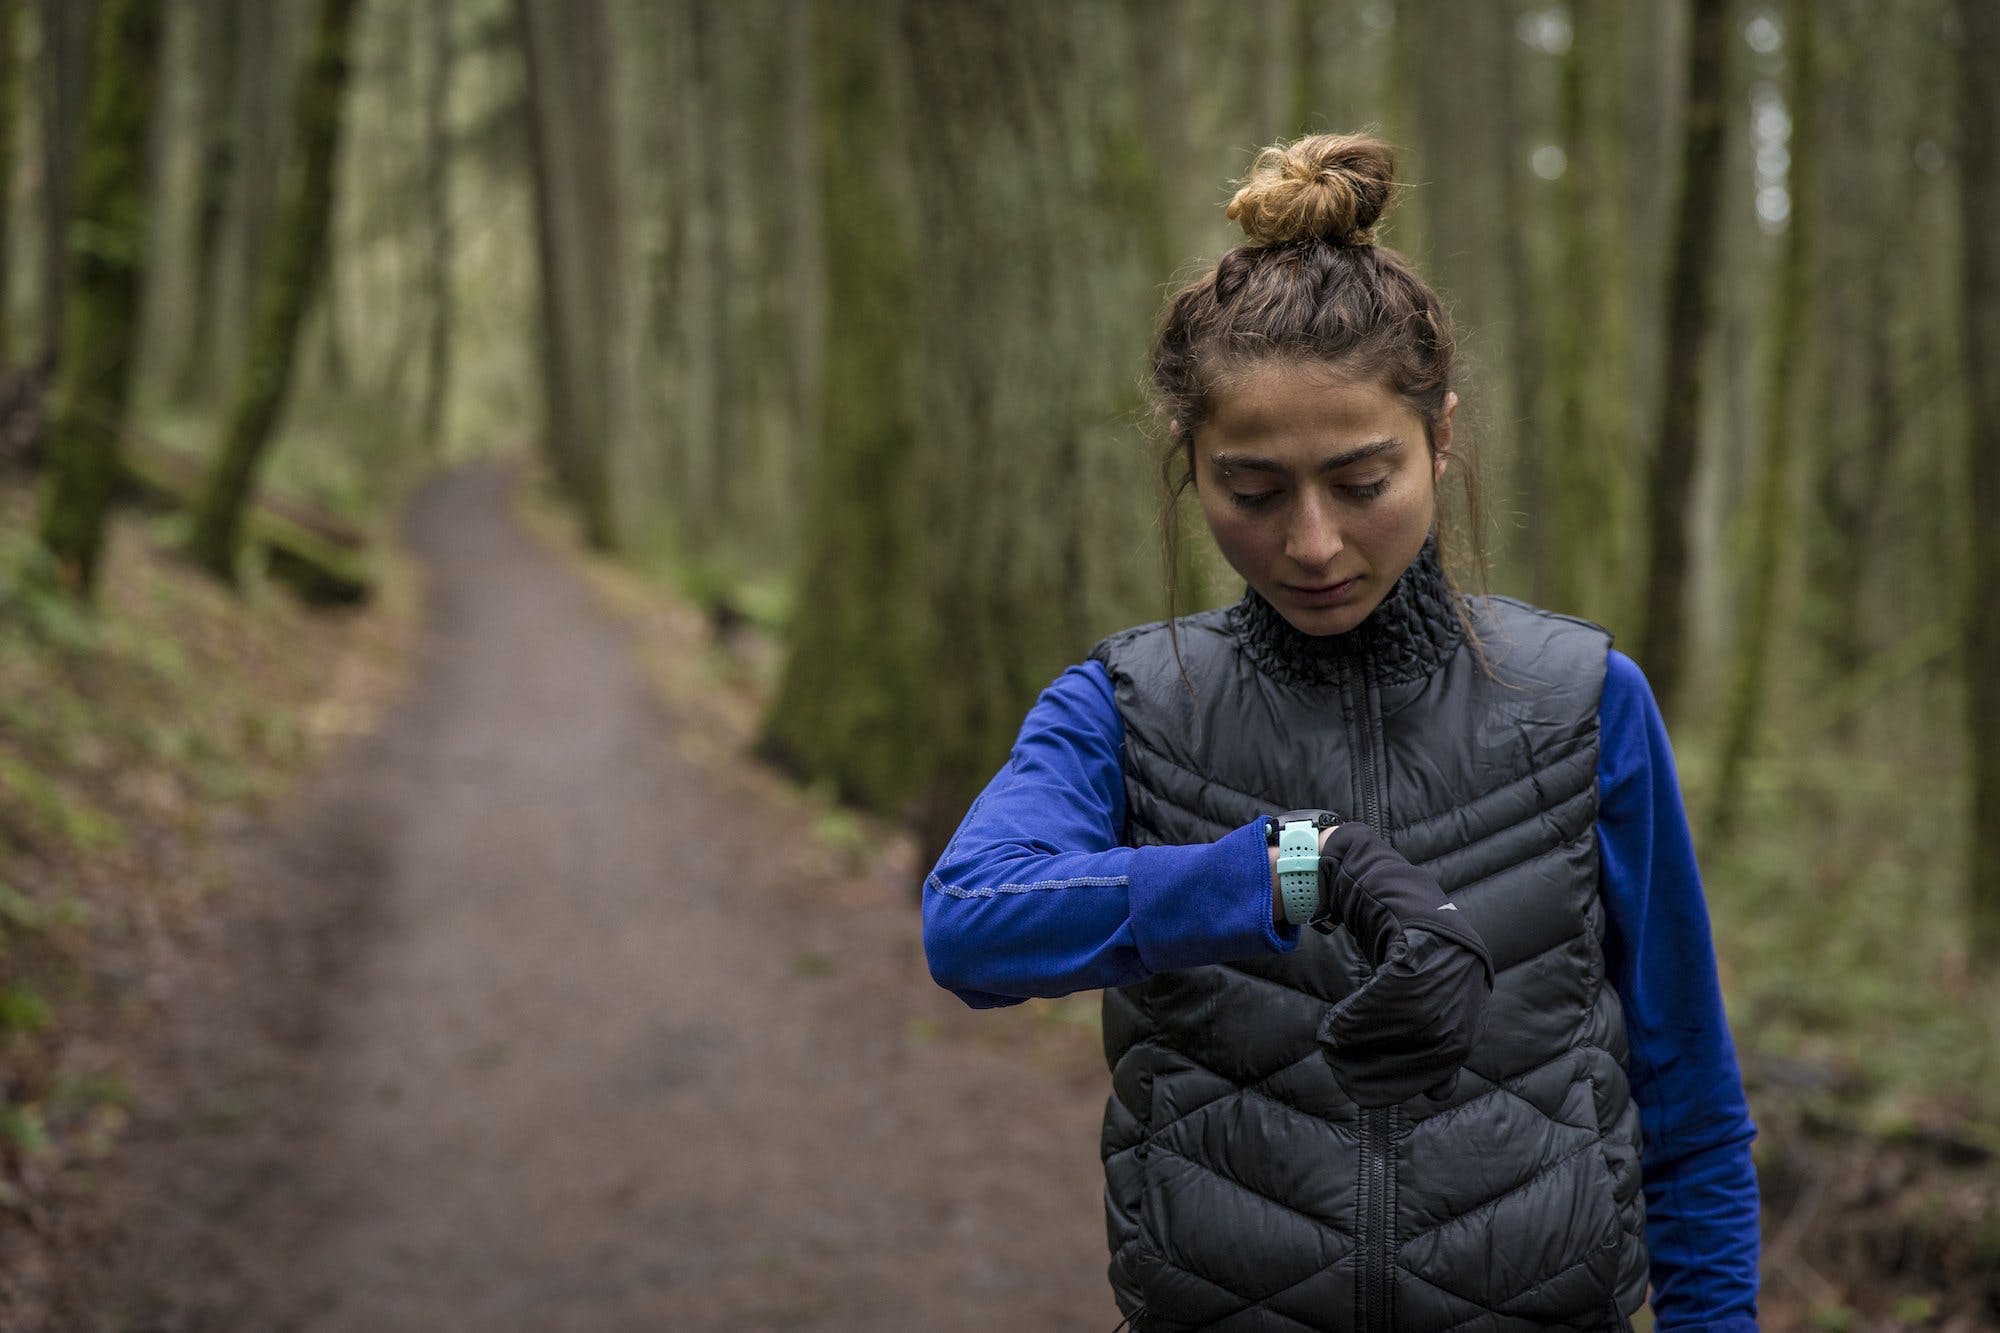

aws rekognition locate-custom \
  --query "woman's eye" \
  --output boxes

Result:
[1229,490,1280,510]
[1345,479,1390,501]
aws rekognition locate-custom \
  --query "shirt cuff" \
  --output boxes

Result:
[1124,819,1298,972]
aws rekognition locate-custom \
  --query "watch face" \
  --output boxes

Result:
[1271,809,1341,837]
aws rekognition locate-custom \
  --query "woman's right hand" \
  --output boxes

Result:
[1310,823,1494,1107]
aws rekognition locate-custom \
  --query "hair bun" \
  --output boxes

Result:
[1225,133,1398,248]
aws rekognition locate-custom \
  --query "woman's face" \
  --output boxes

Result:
[1191,361,1454,637]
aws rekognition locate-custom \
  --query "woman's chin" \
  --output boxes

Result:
[1276,597,1379,638]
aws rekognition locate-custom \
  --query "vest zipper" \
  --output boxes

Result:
[1344,654,1394,1332]
[1358,1106,1394,1330]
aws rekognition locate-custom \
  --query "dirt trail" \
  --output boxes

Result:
[86,464,1114,1332]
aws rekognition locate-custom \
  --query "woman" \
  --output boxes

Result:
[922,134,1758,1332]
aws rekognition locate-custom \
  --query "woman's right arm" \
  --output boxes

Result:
[922,661,1295,1008]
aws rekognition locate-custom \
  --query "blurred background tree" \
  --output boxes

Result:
[34,0,160,594]
[4,0,1997,1317]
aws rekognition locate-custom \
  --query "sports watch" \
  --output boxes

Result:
[1267,809,1343,926]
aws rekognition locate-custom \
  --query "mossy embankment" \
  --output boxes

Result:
[0,473,416,1327]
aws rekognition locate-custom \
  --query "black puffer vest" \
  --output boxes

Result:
[1089,548,1648,1332]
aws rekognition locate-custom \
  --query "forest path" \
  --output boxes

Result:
[94,463,1112,1332]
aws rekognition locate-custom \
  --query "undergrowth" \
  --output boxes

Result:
[1685,739,1998,1146]
[0,474,409,1280]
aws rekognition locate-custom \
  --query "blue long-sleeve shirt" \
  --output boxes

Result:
[922,649,1759,1331]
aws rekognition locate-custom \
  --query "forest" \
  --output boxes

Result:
[1,0,1998,1328]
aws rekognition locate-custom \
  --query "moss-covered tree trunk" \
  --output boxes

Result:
[1800,4,1917,707]
[175,0,238,402]
[513,0,575,513]
[0,0,19,369]
[34,0,95,375]
[764,1,1166,846]
[672,0,729,554]
[1709,0,1817,843]
[1546,0,1635,629]
[757,0,923,813]
[419,0,451,449]
[901,0,1161,862]
[187,0,363,582]
[782,4,823,530]
[1126,0,1212,620]
[33,0,163,596]
[1492,1,1547,596]
[1959,0,2000,957]
[514,0,623,550]
[1634,0,1732,721]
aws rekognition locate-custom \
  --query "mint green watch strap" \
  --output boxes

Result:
[1275,818,1322,926]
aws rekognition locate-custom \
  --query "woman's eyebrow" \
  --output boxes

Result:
[1210,438,1402,474]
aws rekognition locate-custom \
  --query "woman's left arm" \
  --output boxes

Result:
[1597,649,1761,1332]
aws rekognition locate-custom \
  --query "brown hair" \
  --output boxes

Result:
[1149,131,1486,640]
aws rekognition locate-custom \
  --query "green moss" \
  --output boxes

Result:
[0,753,125,852]
[1693,741,2000,1128]
[0,986,52,1034]
[0,1102,48,1155]
[50,1070,134,1115]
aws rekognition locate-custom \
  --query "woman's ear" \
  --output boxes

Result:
[1433,392,1459,481]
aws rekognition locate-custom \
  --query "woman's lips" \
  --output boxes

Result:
[1285,578,1361,607]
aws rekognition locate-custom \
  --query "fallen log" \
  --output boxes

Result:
[117,438,373,605]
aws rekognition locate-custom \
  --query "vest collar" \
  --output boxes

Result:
[1225,538,1466,689]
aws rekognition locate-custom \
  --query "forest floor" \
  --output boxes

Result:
[48,462,1115,1332]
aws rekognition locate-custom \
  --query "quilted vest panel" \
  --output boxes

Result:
[1090,553,1648,1333]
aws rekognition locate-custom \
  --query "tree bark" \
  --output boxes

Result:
[34,0,163,596]
[1285,0,1319,136]
[783,3,823,533]
[175,0,237,401]
[419,0,451,449]
[0,0,19,369]
[900,0,1161,861]
[1709,0,1817,843]
[758,0,923,814]
[1634,0,1733,721]
[1958,0,2000,956]
[35,0,95,374]
[220,0,295,383]
[512,0,573,508]
[187,0,364,581]
[514,0,623,550]
[1547,0,1635,628]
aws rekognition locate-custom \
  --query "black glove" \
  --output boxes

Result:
[1312,822,1494,1108]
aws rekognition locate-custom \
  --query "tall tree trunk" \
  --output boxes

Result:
[419,0,451,449]
[513,0,575,507]
[187,0,363,581]
[514,0,623,550]
[35,0,94,374]
[221,0,293,383]
[1803,2,1920,709]
[1546,0,1635,628]
[758,0,922,813]
[1285,0,1319,136]
[1634,0,1732,720]
[782,3,822,531]
[902,0,1160,861]
[1494,0,1545,596]
[1958,0,2000,956]
[1709,0,1817,842]
[34,0,163,595]
[175,0,237,401]
[676,0,729,549]
[0,0,19,369]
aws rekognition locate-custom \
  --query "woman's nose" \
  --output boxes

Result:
[1285,494,1344,570]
